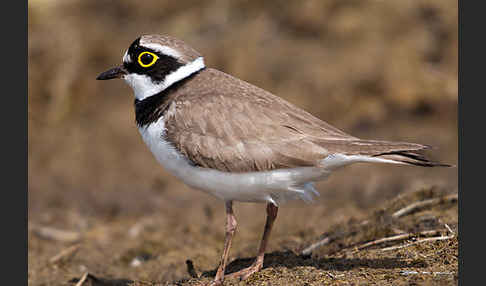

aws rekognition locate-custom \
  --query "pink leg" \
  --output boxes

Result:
[209,201,237,285]
[228,203,279,281]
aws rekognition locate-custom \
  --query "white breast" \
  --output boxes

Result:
[137,117,330,205]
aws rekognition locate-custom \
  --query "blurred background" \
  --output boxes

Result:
[28,0,457,284]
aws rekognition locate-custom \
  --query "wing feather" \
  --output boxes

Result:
[164,68,438,172]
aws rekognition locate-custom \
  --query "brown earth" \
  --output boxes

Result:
[28,1,458,285]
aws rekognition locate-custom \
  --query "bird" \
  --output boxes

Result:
[97,34,451,285]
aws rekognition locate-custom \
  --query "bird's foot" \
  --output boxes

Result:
[227,260,263,281]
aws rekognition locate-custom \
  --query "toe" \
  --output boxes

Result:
[227,263,262,281]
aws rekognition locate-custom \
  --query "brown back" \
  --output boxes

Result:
[163,68,426,172]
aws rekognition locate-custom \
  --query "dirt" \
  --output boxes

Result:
[28,1,457,285]
[29,186,458,286]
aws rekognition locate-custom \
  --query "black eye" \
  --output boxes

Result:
[138,51,158,67]
[141,53,153,64]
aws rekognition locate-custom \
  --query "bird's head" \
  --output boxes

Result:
[97,35,205,100]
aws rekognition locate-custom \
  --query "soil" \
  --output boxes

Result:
[29,184,458,286]
[28,1,458,285]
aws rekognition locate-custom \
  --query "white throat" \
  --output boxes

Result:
[123,57,205,101]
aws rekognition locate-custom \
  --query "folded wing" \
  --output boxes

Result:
[164,69,449,173]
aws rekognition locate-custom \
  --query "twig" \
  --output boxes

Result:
[379,235,455,252]
[400,270,454,276]
[75,272,88,286]
[340,229,444,254]
[301,236,331,255]
[49,244,80,264]
[327,272,344,279]
[30,224,81,243]
[352,230,442,251]
[392,193,458,218]
[444,223,455,235]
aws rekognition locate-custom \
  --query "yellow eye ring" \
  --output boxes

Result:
[138,51,158,68]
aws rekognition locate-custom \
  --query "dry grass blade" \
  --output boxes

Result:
[400,270,455,276]
[75,272,88,286]
[30,224,81,243]
[49,244,80,264]
[301,236,331,255]
[338,229,445,254]
[378,235,455,252]
[351,230,443,252]
[392,193,458,218]
[444,223,455,235]
[69,273,135,286]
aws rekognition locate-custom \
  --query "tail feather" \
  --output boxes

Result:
[333,139,453,167]
[373,150,452,167]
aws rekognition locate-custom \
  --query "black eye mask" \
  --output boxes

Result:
[123,37,184,82]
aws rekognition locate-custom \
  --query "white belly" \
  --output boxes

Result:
[137,117,331,205]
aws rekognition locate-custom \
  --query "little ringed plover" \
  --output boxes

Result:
[97,34,450,285]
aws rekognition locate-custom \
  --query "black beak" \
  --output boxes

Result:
[96,65,126,80]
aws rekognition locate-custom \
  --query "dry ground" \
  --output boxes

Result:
[29,1,457,285]
[29,181,458,286]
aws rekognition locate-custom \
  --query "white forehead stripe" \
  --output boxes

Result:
[123,57,205,101]
[140,43,182,59]
[123,49,131,63]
